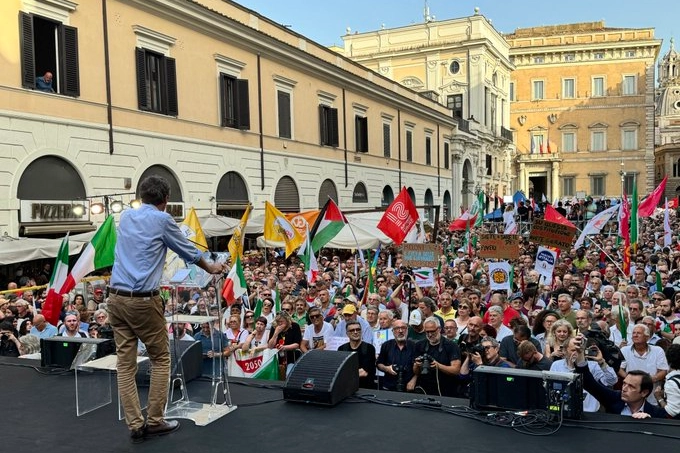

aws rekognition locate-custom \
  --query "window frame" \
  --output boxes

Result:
[136,47,178,116]
[590,175,606,196]
[562,131,576,152]
[319,105,339,147]
[532,79,545,100]
[563,176,575,197]
[219,73,250,129]
[592,76,605,97]
[622,75,637,96]
[562,78,575,99]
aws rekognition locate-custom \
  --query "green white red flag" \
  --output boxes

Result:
[298,226,318,284]
[222,256,247,305]
[42,235,71,326]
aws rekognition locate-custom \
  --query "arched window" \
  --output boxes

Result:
[274,176,300,212]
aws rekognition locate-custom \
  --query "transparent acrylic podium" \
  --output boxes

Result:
[162,268,237,426]
[75,354,149,418]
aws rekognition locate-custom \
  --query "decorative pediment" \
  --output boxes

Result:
[401,76,424,89]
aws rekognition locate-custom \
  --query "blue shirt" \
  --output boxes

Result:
[35,76,54,92]
[30,323,58,339]
[110,203,202,291]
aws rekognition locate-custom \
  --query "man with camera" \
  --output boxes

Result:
[412,316,461,397]
[377,320,418,392]
[0,320,22,357]
[571,333,668,418]
[462,336,512,373]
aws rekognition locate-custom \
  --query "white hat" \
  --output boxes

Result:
[408,310,422,326]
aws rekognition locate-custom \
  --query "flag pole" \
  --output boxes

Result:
[572,226,626,276]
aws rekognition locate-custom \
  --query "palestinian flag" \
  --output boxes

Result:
[62,216,117,295]
[310,198,347,253]
[222,256,247,305]
[43,235,71,326]
[298,227,318,284]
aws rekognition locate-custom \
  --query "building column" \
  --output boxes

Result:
[519,162,527,195]
[551,161,560,201]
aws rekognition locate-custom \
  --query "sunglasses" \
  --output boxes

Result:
[309,314,322,320]
[245,315,254,318]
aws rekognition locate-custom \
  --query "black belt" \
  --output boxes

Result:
[108,287,160,298]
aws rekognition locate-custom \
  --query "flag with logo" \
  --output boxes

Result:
[310,198,347,253]
[638,175,667,217]
[222,256,247,305]
[228,349,279,380]
[298,226,318,284]
[377,187,419,246]
[228,204,252,266]
[264,201,305,258]
[164,207,208,278]
[573,204,619,249]
[43,235,71,326]
[487,261,511,292]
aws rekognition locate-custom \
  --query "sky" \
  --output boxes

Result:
[234,0,675,57]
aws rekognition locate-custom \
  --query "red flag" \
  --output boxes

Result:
[668,197,679,209]
[544,204,576,228]
[377,187,419,245]
[448,209,478,231]
[638,176,667,217]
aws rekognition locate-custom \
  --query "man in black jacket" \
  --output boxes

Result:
[573,333,667,418]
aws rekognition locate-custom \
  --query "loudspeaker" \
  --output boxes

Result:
[40,336,114,369]
[470,366,583,419]
[283,350,359,406]
[136,340,203,387]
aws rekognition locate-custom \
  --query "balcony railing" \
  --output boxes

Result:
[454,116,470,133]
[500,126,513,142]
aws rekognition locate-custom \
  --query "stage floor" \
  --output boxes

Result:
[2,357,679,452]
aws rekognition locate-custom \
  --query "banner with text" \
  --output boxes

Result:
[535,246,557,284]
[401,243,439,267]
[478,234,520,259]
[227,348,279,380]
[529,218,576,250]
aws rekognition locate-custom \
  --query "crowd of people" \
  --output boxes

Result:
[2,199,680,423]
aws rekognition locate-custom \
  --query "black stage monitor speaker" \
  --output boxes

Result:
[470,366,583,419]
[136,340,203,387]
[40,336,114,369]
[283,350,359,406]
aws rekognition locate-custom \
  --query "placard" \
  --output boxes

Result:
[529,218,576,250]
[477,234,520,259]
[401,243,439,267]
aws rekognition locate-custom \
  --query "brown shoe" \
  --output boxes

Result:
[130,425,146,444]
[145,420,180,437]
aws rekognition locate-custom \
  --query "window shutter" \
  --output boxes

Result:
[319,105,327,145]
[383,123,391,157]
[328,107,339,147]
[219,74,229,127]
[277,91,291,138]
[235,79,250,130]
[19,12,35,89]
[135,48,148,110]
[60,25,80,97]
[164,56,178,116]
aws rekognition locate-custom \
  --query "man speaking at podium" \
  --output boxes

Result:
[108,175,225,443]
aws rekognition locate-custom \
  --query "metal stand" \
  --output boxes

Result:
[163,275,237,426]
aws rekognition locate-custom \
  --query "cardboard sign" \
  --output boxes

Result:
[529,218,576,250]
[401,243,439,267]
[478,234,520,259]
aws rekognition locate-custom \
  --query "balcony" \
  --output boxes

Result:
[454,116,470,133]
[500,126,513,142]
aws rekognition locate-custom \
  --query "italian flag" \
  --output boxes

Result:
[310,198,347,253]
[62,215,117,294]
[298,227,318,284]
[42,235,71,326]
[222,256,247,305]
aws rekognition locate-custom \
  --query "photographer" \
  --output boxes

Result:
[376,320,418,392]
[461,336,512,376]
[412,317,461,397]
[0,320,22,357]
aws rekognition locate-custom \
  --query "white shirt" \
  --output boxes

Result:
[303,321,335,350]
[620,344,669,405]
[495,324,513,342]
[551,359,618,412]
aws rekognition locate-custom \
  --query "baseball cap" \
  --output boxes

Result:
[344,295,358,304]
[409,310,422,326]
[94,288,104,294]
[342,305,357,315]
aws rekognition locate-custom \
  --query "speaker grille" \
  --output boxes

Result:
[283,350,359,405]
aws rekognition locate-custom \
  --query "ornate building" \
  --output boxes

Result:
[340,8,515,214]
[0,0,457,238]
[655,38,680,198]
[506,21,661,201]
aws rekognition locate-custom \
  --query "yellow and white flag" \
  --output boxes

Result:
[164,207,208,278]
[228,204,252,265]
[264,201,304,258]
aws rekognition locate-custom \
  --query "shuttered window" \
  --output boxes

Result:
[220,74,250,129]
[278,91,292,139]
[355,116,368,152]
[406,130,413,162]
[20,12,80,96]
[383,123,391,158]
[444,143,450,169]
[318,179,338,208]
[274,176,300,212]
[136,48,178,116]
[319,105,339,147]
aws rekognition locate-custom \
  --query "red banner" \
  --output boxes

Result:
[377,187,419,245]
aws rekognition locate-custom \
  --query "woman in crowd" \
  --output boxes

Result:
[93,308,109,326]
[532,310,559,353]
[242,316,270,353]
[260,297,275,329]
[545,319,573,360]
[454,299,472,340]
[267,311,302,378]
[224,315,248,357]
[242,310,256,333]
[18,318,32,337]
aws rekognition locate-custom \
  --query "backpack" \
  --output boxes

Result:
[584,329,622,372]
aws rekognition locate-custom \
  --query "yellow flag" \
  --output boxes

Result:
[228,204,252,265]
[180,207,208,251]
[264,201,304,257]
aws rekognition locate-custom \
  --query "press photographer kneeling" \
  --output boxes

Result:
[412,316,461,397]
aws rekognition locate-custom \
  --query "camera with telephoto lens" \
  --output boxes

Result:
[471,343,486,357]
[392,364,405,392]
[0,334,8,342]
[417,354,433,375]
